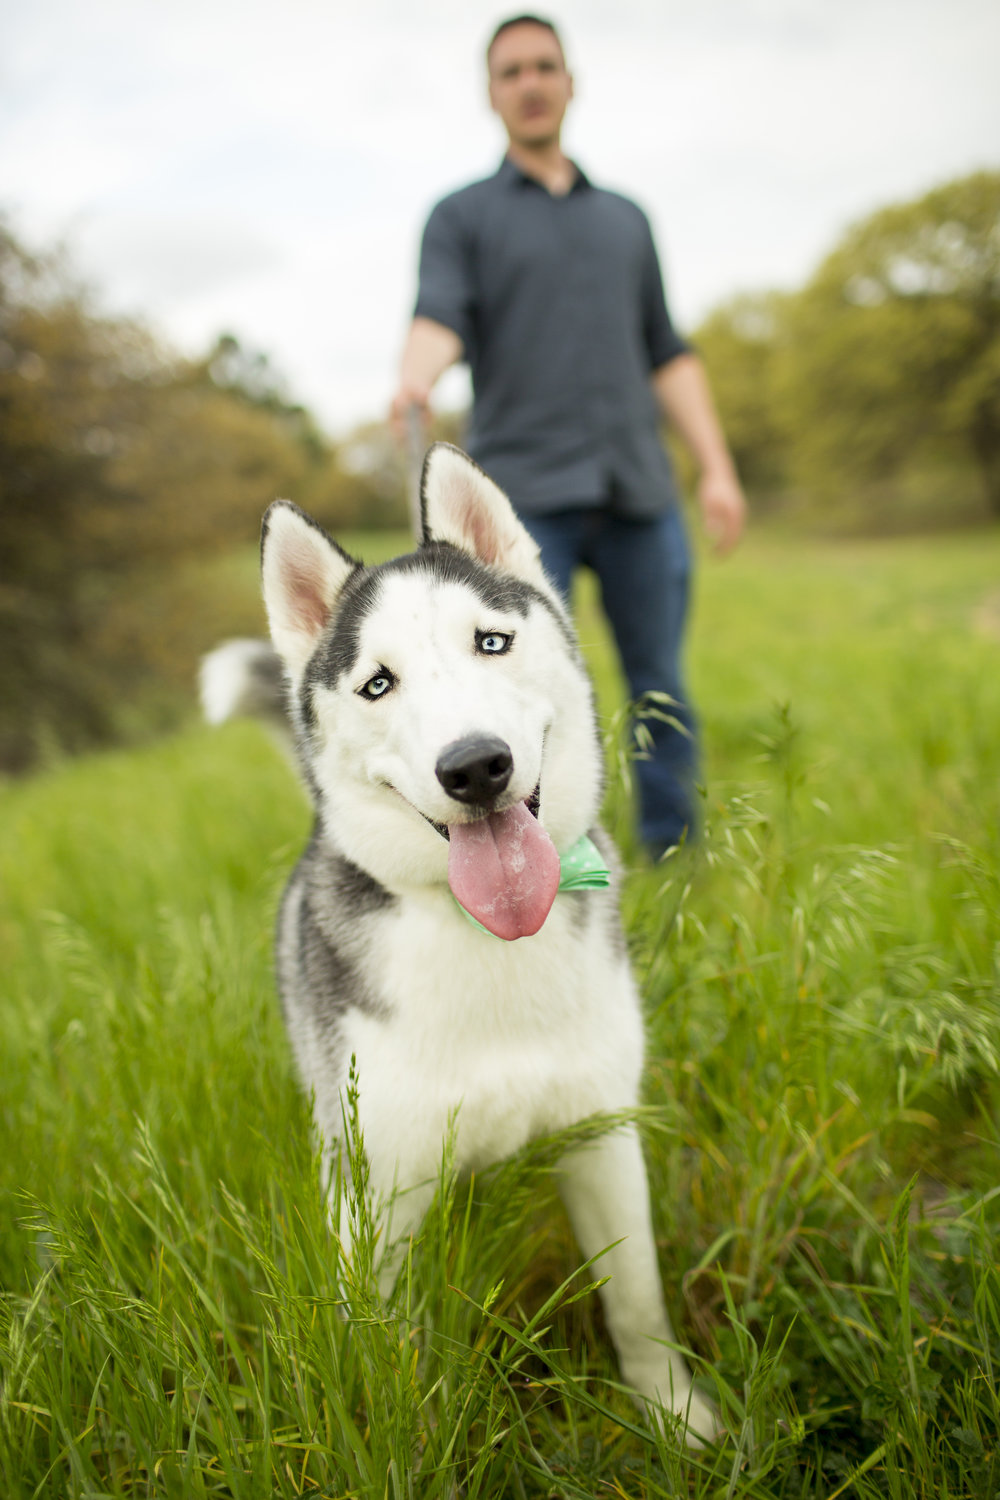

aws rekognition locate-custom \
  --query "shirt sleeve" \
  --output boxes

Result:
[638,212,692,369]
[413,195,476,355]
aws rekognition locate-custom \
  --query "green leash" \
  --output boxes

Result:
[456,833,611,935]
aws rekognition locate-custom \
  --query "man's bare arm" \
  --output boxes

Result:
[390,317,465,436]
[652,353,746,554]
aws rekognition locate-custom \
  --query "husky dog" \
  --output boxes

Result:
[201,444,715,1442]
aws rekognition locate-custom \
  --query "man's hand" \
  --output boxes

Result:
[698,466,746,555]
[652,353,747,555]
[390,317,464,442]
[389,383,432,443]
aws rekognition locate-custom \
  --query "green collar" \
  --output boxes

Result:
[554,833,612,891]
[456,833,611,935]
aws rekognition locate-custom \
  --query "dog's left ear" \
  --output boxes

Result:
[421,444,547,584]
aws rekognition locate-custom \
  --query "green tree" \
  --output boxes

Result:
[0,228,160,767]
[193,331,327,463]
[780,171,1000,514]
[0,224,324,771]
[692,292,793,499]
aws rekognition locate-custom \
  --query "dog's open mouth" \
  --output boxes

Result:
[443,783,560,942]
[426,782,541,841]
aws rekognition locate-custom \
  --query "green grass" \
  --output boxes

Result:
[2,525,999,1497]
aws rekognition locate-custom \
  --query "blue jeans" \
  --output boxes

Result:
[522,505,698,852]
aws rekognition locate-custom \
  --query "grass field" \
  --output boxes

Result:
[2,525,999,1497]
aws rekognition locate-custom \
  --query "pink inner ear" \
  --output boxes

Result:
[464,507,502,565]
[282,543,332,637]
[451,484,507,565]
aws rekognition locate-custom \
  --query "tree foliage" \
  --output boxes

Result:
[689,292,792,497]
[0,229,323,770]
[696,170,1000,524]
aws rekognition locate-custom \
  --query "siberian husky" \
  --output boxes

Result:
[201,443,715,1443]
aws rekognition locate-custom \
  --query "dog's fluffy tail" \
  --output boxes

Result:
[199,639,290,737]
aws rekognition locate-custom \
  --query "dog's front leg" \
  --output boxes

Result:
[374,1177,438,1302]
[556,1126,718,1444]
[333,1167,436,1306]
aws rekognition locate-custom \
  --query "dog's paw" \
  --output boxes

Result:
[626,1356,723,1448]
[674,1386,722,1448]
[643,1385,722,1449]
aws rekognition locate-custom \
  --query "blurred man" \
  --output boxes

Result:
[391,14,745,854]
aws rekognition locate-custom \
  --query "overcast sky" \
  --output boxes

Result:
[2,0,998,434]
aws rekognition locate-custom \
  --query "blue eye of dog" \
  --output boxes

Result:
[360,672,394,699]
[477,631,512,655]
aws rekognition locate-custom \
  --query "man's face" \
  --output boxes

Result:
[488,23,573,149]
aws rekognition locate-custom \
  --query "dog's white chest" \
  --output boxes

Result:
[340,889,643,1190]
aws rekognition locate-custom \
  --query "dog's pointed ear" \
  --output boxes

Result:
[421,443,546,584]
[261,501,358,679]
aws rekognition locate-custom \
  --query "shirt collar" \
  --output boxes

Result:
[496,155,591,194]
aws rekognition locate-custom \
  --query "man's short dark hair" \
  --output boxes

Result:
[487,15,565,65]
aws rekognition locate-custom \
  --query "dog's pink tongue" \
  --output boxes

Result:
[448,802,560,940]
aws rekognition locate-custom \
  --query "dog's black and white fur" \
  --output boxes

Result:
[201,443,714,1441]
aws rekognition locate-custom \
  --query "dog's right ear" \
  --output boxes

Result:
[261,501,358,679]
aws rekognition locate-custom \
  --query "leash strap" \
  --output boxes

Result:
[405,405,424,541]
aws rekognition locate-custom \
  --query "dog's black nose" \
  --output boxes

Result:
[436,735,513,805]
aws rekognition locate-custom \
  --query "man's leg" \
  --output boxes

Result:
[518,507,591,603]
[588,507,699,854]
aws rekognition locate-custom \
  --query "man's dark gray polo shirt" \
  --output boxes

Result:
[414,157,691,519]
